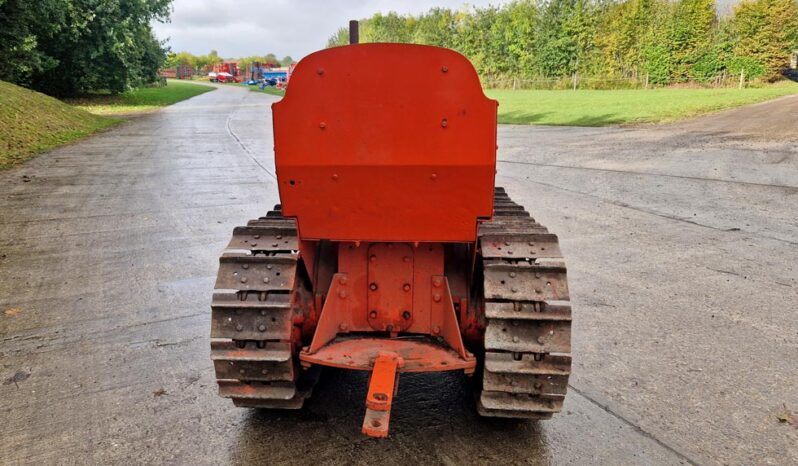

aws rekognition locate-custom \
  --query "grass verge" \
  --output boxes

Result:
[232,82,286,97]
[486,81,798,126]
[0,80,121,170]
[67,80,215,115]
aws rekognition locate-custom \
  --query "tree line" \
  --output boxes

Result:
[327,0,798,86]
[0,0,170,97]
[163,51,295,71]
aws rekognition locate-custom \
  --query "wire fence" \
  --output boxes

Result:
[482,71,756,90]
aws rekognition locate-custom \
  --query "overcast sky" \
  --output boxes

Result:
[153,0,509,60]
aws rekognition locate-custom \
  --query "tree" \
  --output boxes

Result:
[733,0,798,80]
[0,0,171,97]
[667,0,717,81]
[280,56,294,66]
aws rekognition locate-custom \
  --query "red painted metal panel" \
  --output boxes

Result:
[273,43,497,242]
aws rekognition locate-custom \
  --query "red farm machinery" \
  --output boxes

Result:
[210,41,572,437]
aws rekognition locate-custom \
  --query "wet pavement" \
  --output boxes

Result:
[1,84,796,465]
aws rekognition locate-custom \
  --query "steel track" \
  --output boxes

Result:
[476,187,572,418]
[210,206,316,408]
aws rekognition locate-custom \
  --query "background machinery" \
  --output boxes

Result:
[210,40,572,437]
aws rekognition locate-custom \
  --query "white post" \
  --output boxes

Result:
[739,70,745,89]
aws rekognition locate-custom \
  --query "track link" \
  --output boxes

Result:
[211,205,315,409]
[476,187,572,419]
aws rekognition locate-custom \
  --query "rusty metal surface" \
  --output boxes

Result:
[299,337,475,373]
[477,189,573,419]
[211,207,314,410]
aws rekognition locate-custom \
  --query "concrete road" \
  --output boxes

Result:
[1,84,796,465]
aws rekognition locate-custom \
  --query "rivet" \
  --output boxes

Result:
[512,336,520,343]
[267,264,273,270]
[338,290,347,299]
[441,66,448,73]
[432,277,442,288]
[535,288,542,294]
[369,254,377,262]
[511,287,518,293]
[239,369,246,375]
[276,235,282,239]
[432,325,441,335]
[528,242,535,246]
[260,310,267,316]
[339,322,348,331]
[317,68,324,75]
[240,277,248,283]
[403,283,411,292]
[369,282,378,291]
[242,264,249,269]
[430,173,438,180]
[537,336,545,344]
[403,256,411,262]
[534,382,543,390]
[331,173,339,180]
[261,369,269,375]
[433,293,442,302]
[319,122,327,129]
[263,277,270,284]
[254,235,260,239]
[339,276,348,285]
[369,310,378,319]
[258,324,266,332]
[440,118,448,128]
[402,310,411,320]
[250,242,257,247]
[509,272,516,278]
[504,241,511,246]
[272,242,278,247]
[235,324,244,331]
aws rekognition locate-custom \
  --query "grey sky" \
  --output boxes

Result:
[153,0,509,60]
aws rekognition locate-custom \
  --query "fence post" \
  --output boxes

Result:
[739,70,745,89]
[644,73,649,89]
[572,72,578,91]
[513,78,517,90]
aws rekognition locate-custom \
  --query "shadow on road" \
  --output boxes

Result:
[233,369,551,464]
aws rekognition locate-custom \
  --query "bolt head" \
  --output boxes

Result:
[441,65,448,73]
[369,310,378,319]
[512,336,520,343]
[258,324,266,332]
[319,122,326,129]
[242,264,249,269]
[235,324,244,331]
[402,310,411,320]
[338,290,347,299]
[432,277,442,288]
[433,293,442,302]
[339,322,348,331]
[432,325,441,335]
[240,277,248,283]
[338,276,348,285]
[403,283,411,292]
[263,277,270,283]
[331,173,339,180]
[509,272,516,278]
[537,336,545,344]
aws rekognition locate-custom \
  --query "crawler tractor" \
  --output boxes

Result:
[210,40,572,437]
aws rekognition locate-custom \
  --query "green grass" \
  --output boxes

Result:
[486,81,798,126]
[68,80,215,115]
[227,82,286,97]
[249,85,285,97]
[0,80,121,170]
